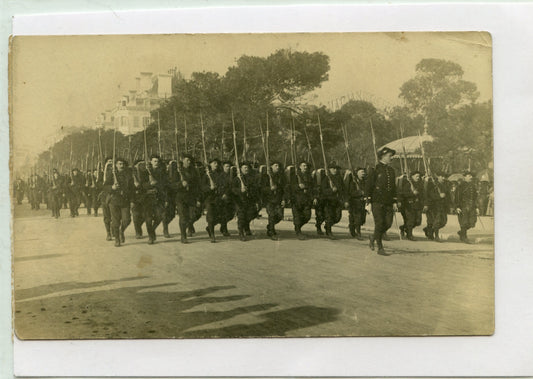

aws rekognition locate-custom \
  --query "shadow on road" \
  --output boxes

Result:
[14,283,283,339]
[14,253,65,262]
[182,305,341,338]
[14,276,151,301]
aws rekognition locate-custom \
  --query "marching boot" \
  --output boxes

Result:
[206,226,216,243]
[238,228,246,242]
[355,225,364,241]
[106,231,113,241]
[187,224,195,237]
[406,228,416,241]
[461,228,471,244]
[423,227,429,238]
[399,225,405,239]
[245,225,252,236]
[94,209,98,217]
[376,238,390,256]
[120,227,125,243]
[180,226,189,244]
[316,224,324,236]
[267,225,278,241]
[325,225,336,240]
[87,208,91,215]
[434,229,441,242]
[163,224,171,238]
[114,230,121,247]
[295,225,306,240]
[220,224,231,237]
[382,232,390,241]
[349,225,356,238]
[369,234,375,251]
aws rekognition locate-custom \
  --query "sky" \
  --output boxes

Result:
[10,32,492,170]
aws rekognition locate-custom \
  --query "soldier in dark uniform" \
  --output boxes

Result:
[173,154,201,244]
[397,170,424,241]
[318,162,345,240]
[219,161,235,236]
[140,155,168,244]
[162,160,177,239]
[13,178,25,205]
[103,158,133,247]
[48,169,64,218]
[365,147,398,256]
[89,167,102,217]
[232,162,260,241]
[288,161,316,240]
[202,158,231,243]
[28,174,41,210]
[454,171,479,243]
[190,160,206,235]
[67,168,84,217]
[344,167,367,240]
[83,169,93,215]
[100,157,114,241]
[261,161,286,240]
[130,160,145,239]
[423,171,450,242]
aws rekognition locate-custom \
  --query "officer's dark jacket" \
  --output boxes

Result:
[365,162,397,205]
[232,172,260,204]
[319,171,345,202]
[261,171,286,204]
[424,178,450,208]
[103,169,134,207]
[344,173,366,200]
[68,173,84,192]
[454,180,478,209]
[289,169,315,204]
[398,177,424,209]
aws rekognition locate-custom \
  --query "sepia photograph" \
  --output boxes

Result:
[10,32,494,340]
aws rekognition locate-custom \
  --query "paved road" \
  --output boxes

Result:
[13,202,494,339]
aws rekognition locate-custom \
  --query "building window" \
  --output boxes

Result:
[133,116,140,129]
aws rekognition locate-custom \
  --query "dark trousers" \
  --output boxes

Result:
[314,199,325,227]
[102,199,112,234]
[348,198,366,234]
[69,191,81,216]
[266,202,284,232]
[235,201,258,233]
[426,205,448,232]
[83,191,92,214]
[292,200,312,230]
[144,197,165,239]
[131,201,145,236]
[49,193,62,218]
[163,198,176,232]
[401,205,422,236]
[324,199,342,228]
[176,200,196,236]
[110,205,131,239]
[90,189,100,214]
[458,206,477,230]
[372,202,394,248]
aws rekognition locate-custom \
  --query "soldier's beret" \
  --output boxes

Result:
[377,147,396,158]
[328,161,341,169]
[463,171,475,177]
[72,168,79,172]
[209,158,221,165]
[298,160,308,166]
[115,157,127,164]
[411,170,421,176]
[150,154,161,160]
[240,161,251,168]
[356,167,366,173]
[271,161,282,167]
[181,154,193,161]
[222,160,233,166]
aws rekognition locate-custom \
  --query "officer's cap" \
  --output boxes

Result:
[328,161,341,169]
[377,147,396,158]
[209,158,221,165]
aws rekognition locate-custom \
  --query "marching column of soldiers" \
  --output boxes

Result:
[16,146,490,256]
